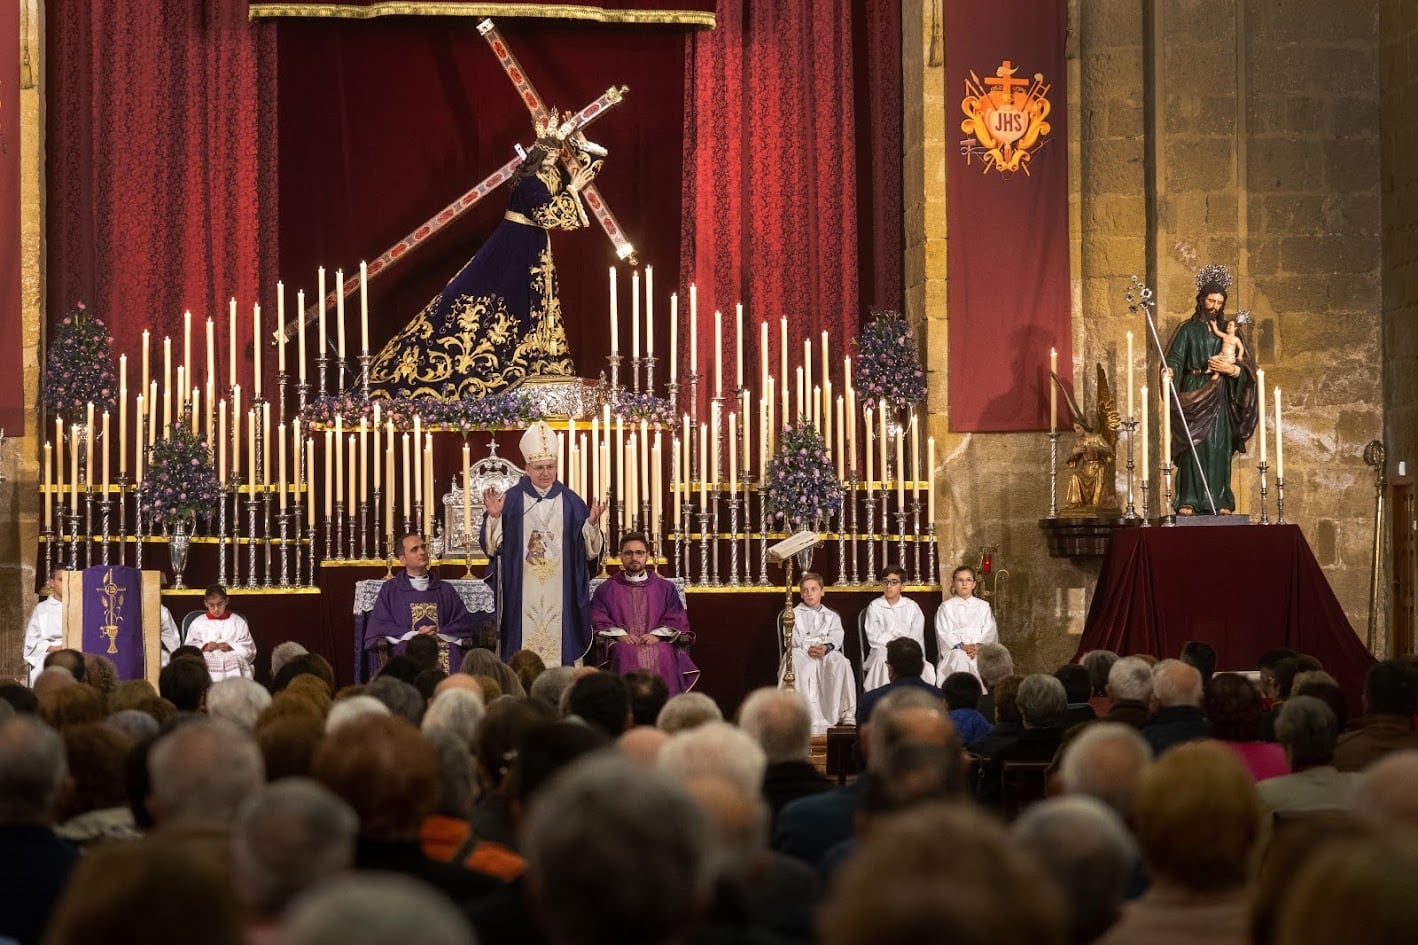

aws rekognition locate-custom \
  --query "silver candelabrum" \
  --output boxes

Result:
[1121,416,1138,520]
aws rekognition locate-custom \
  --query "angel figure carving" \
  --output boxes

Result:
[1050,364,1121,518]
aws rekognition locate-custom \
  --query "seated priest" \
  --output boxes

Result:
[365,532,478,674]
[184,583,258,681]
[592,532,699,695]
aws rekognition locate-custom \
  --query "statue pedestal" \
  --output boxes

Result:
[1039,516,1132,558]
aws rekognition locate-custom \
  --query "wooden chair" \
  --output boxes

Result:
[998,760,1052,821]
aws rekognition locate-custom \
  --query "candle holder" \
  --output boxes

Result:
[675,501,689,579]
[402,515,414,545]
[214,485,227,586]
[296,379,310,419]
[1161,465,1176,527]
[726,494,742,586]
[277,370,289,426]
[335,507,348,561]
[708,494,722,587]
[862,493,878,583]
[290,500,303,586]
[65,507,81,570]
[117,475,131,567]
[277,510,292,588]
[643,354,657,395]
[324,513,336,564]
[412,502,423,548]
[895,511,908,579]
[246,491,260,588]
[229,480,244,588]
[697,510,713,587]
[371,487,384,562]
[836,495,848,587]
[261,491,275,589]
[630,356,642,394]
[926,522,939,586]
[1048,431,1060,519]
[665,378,679,414]
[359,353,373,402]
[83,489,95,570]
[133,501,146,572]
[1121,416,1138,520]
[757,488,772,586]
[99,491,112,566]
[317,355,329,399]
[606,352,623,395]
[359,501,370,560]
[910,501,923,584]
[1256,461,1271,524]
[337,356,347,397]
[640,498,652,546]
[687,370,701,428]
[42,527,56,589]
[306,524,318,586]
[1140,480,1152,527]
[1275,476,1287,524]
[346,506,358,563]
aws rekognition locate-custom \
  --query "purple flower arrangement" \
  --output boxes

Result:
[610,390,675,426]
[139,425,220,527]
[44,303,117,423]
[764,421,844,526]
[852,308,926,409]
[305,391,544,431]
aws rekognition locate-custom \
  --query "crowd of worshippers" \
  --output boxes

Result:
[3,635,1418,945]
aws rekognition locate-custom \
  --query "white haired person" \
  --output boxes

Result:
[482,420,604,666]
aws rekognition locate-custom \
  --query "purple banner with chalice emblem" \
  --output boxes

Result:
[83,565,146,679]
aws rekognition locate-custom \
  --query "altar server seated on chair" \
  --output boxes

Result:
[862,565,936,692]
[183,584,257,681]
[779,571,856,733]
[935,565,999,683]
[22,569,65,686]
[365,533,479,673]
[593,532,698,695]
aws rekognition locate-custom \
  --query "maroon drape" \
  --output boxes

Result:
[46,1,278,397]
[1074,526,1375,717]
[0,0,20,431]
[681,0,902,416]
[274,17,687,380]
[945,0,1070,432]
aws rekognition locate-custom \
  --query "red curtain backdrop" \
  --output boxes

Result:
[46,1,278,397]
[0,0,20,432]
[945,0,1070,432]
[248,0,716,25]
[680,0,902,417]
[273,17,689,380]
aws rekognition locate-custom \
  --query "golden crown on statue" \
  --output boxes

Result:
[534,111,577,147]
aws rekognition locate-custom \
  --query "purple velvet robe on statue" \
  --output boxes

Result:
[363,572,478,674]
[591,572,699,695]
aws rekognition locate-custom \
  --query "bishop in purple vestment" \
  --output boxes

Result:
[364,533,478,676]
[591,532,698,695]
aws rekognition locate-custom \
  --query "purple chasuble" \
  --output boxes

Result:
[591,572,698,695]
[363,572,479,674]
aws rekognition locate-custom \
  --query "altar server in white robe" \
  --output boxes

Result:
[22,569,66,686]
[862,565,936,691]
[779,571,857,733]
[935,565,999,683]
[482,421,605,666]
[183,583,257,680]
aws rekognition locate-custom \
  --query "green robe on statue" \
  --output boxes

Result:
[1164,317,1258,514]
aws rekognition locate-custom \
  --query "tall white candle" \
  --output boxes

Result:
[609,266,619,355]
[910,414,920,499]
[1049,347,1058,432]
[1274,387,1284,480]
[714,309,723,398]
[278,422,287,510]
[895,421,905,507]
[463,443,472,551]
[1161,379,1172,468]
[846,384,857,472]
[927,436,936,521]
[699,423,708,507]
[1257,368,1268,464]
[728,412,737,491]
[218,399,227,484]
[803,339,812,403]
[735,303,744,391]
[402,433,411,518]
[359,418,368,502]
[349,435,358,516]
[297,289,308,382]
[228,298,237,387]
[645,266,655,356]
[43,441,52,526]
[1139,385,1149,480]
[669,293,678,383]
[360,261,370,355]
[672,434,682,527]
[253,302,262,398]
[760,320,769,395]
[1126,330,1135,418]
[317,267,327,382]
[118,356,128,476]
[100,411,110,494]
[142,329,151,395]
[309,437,318,530]
[183,310,192,395]
[277,283,286,371]
[324,430,334,518]
[335,416,344,504]
[689,283,697,373]
[835,396,845,482]
[865,407,876,487]
[631,269,640,360]
[262,401,272,487]
[334,269,346,363]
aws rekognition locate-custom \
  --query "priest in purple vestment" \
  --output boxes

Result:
[591,532,698,695]
[364,533,478,675]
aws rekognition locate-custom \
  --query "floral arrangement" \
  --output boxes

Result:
[304,390,544,431]
[140,425,220,528]
[609,390,675,426]
[852,308,926,409]
[764,420,843,527]
[44,303,118,423]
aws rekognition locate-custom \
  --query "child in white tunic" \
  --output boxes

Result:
[935,566,998,683]
[862,565,936,691]
[183,584,257,681]
[779,572,857,732]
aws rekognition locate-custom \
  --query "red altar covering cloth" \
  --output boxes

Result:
[1074,525,1374,715]
[246,0,716,26]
